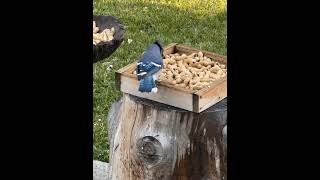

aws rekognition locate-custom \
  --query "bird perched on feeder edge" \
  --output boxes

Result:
[136,40,164,93]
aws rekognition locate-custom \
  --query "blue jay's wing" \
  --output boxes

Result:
[137,62,161,80]
[139,76,156,92]
[136,41,164,80]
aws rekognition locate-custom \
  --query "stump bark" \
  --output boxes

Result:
[107,94,227,180]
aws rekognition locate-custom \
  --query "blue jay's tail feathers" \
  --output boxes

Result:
[138,76,156,93]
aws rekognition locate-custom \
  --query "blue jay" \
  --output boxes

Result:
[136,40,164,93]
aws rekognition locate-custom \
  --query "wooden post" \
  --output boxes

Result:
[107,94,227,180]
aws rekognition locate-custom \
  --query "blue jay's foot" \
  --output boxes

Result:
[151,87,158,93]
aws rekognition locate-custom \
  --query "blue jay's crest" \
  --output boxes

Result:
[136,40,164,93]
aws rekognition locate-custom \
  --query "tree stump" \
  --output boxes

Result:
[107,94,227,180]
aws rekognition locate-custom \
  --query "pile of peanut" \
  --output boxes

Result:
[93,21,115,45]
[158,52,227,91]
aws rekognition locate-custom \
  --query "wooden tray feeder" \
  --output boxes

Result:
[116,43,227,113]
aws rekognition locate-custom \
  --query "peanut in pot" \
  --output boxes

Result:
[184,57,195,65]
[204,71,211,79]
[164,71,172,76]
[174,74,181,79]
[200,78,214,83]
[198,72,205,78]
[209,73,219,79]
[192,85,204,90]
[190,77,200,85]
[202,82,210,86]
[166,75,174,82]
[217,69,224,76]
[203,65,212,70]
[93,21,115,45]
[190,62,201,68]
[205,61,216,66]
[168,64,178,72]
[175,78,183,84]
[183,77,191,84]
[178,83,187,88]
[191,67,205,73]
[177,66,186,73]
[93,27,99,33]
[210,65,220,73]
[187,53,196,58]
[200,60,209,66]
[158,73,166,79]
[179,74,186,81]
[177,60,184,67]
[165,58,176,65]
[181,54,187,59]
[172,71,180,77]
[175,56,185,61]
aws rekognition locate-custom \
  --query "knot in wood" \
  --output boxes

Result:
[136,136,163,166]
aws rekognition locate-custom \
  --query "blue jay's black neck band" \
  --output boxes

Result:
[154,40,164,58]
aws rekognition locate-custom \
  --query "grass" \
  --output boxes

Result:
[93,0,227,162]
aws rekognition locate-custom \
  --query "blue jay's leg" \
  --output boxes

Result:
[151,77,157,93]
[150,78,158,93]
[151,69,162,93]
